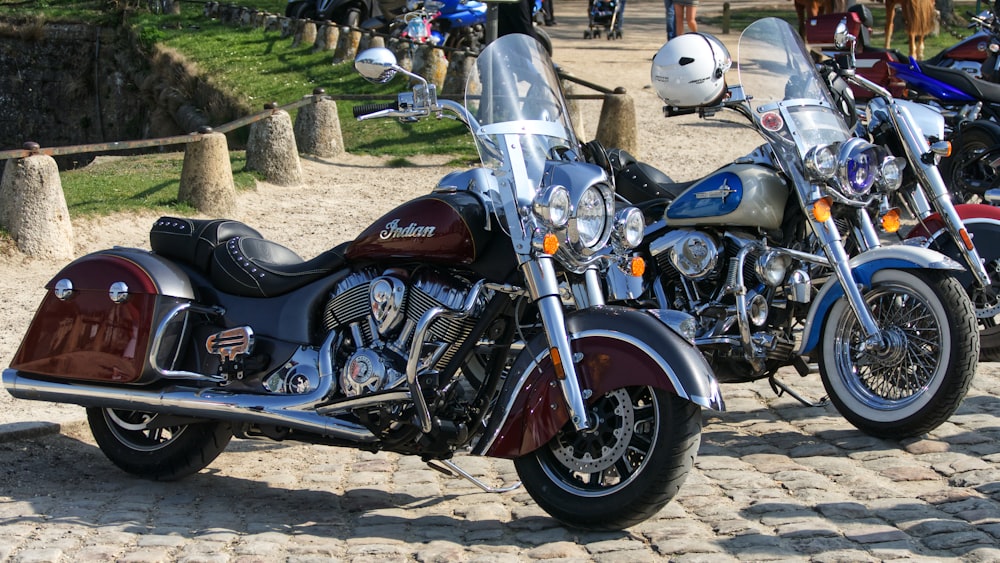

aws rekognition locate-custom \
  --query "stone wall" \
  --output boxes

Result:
[0,19,247,168]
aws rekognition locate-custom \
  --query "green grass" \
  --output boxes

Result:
[59,152,261,215]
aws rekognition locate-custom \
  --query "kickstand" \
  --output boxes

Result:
[768,376,829,408]
[427,459,522,493]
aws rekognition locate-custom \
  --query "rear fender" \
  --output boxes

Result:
[474,306,722,459]
[797,245,963,355]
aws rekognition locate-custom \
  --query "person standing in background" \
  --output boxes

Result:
[674,0,696,34]
[664,0,675,39]
[543,0,556,25]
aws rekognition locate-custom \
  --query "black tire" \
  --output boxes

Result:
[920,221,1000,362]
[514,386,701,530]
[87,407,233,481]
[819,269,978,438]
[289,1,317,20]
[344,7,362,28]
[940,126,1000,202]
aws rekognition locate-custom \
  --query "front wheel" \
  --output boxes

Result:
[513,386,701,530]
[940,126,1000,202]
[87,407,233,481]
[819,269,978,438]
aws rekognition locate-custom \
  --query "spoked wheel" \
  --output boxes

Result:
[514,386,701,530]
[87,407,233,481]
[819,269,978,438]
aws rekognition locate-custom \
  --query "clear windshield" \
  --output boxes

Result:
[465,34,577,198]
[736,18,850,156]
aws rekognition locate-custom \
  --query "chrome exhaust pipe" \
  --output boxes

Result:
[3,368,376,442]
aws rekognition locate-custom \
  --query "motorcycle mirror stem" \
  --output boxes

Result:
[833,18,858,77]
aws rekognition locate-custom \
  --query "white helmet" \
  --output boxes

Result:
[651,33,732,108]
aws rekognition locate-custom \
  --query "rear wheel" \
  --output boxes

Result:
[87,408,233,481]
[819,269,978,438]
[514,386,701,530]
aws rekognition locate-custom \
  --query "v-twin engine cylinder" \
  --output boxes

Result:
[324,268,484,398]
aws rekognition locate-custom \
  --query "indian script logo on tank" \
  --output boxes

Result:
[379,219,437,240]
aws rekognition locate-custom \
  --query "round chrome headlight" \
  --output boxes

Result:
[613,206,645,249]
[804,145,837,180]
[572,185,613,250]
[533,185,571,228]
[880,156,905,191]
[837,138,880,195]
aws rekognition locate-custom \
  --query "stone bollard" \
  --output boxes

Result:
[264,15,280,32]
[332,26,363,64]
[179,129,237,216]
[314,23,339,52]
[294,89,345,158]
[369,35,385,49]
[239,7,253,27]
[253,10,267,28]
[280,17,294,38]
[442,50,474,96]
[246,103,303,186]
[292,20,317,47]
[0,143,74,260]
[562,80,586,140]
[413,45,448,91]
[595,87,637,156]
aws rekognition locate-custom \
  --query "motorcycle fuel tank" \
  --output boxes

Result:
[664,163,788,231]
[345,191,490,264]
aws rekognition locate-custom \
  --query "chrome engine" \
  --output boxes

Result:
[323,269,484,398]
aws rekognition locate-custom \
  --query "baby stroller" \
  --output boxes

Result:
[584,0,621,39]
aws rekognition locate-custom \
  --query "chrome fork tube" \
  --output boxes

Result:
[814,217,883,341]
[889,100,992,289]
[521,257,591,431]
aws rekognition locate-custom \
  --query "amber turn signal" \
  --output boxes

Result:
[880,208,901,233]
[811,197,832,223]
[542,233,560,255]
[630,256,646,277]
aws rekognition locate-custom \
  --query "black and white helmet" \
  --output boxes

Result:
[651,33,732,108]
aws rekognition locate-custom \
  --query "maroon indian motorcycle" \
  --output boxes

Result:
[2,34,722,530]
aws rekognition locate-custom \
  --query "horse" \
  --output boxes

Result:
[792,0,835,37]
[883,0,937,59]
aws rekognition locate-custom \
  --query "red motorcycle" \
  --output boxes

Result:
[805,3,1000,97]
[2,34,722,531]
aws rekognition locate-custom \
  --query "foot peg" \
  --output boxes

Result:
[426,459,521,493]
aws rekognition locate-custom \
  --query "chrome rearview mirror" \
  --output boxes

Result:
[355,48,399,84]
[833,18,856,51]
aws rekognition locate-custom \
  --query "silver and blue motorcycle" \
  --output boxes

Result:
[603,17,979,438]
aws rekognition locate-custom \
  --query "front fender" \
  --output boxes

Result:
[905,207,1000,290]
[474,306,722,460]
[797,245,963,355]
[906,203,1000,240]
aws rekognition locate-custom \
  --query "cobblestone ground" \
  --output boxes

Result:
[1,365,999,562]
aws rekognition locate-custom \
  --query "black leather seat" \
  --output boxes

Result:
[615,162,695,204]
[150,217,263,273]
[210,237,348,298]
[151,216,348,298]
